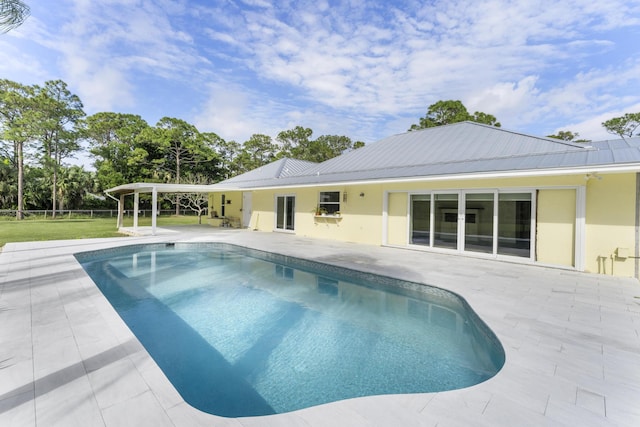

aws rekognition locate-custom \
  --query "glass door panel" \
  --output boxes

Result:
[464,193,494,254]
[410,195,431,246]
[497,193,531,258]
[285,196,295,230]
[276,196,295,231]
[434,193,458,249]
[276,197,285,229]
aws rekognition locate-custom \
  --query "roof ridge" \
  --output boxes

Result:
[273,158,289,178]
[398,121,593,149]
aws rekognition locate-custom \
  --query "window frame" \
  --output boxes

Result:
[318,191,341,214]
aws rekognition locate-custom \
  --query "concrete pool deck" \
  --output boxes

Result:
[1,226,639,426]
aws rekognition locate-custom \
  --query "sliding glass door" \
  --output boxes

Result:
[497,193,532,258]
[408,190,533,259]
[464,193,494,254]
[433,193,459,249]
[410,195,431,245]
[275,195,295,231]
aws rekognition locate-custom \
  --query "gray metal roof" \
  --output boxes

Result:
[106,159,318,195]
[107,124,640,195]
[214,158,317,189]
[300,122,588,177]
[213,122,640,190]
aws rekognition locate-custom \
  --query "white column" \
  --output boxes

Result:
[133,191,140,230]
[151,186,158,236]
[575,186,587,271]
[117,194,125,229]
[381,191,389,245]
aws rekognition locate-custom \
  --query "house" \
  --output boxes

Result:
[205,122,640,279]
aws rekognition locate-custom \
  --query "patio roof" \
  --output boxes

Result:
[104,182,216,196]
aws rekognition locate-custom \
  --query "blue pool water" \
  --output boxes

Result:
[76,243,504,417]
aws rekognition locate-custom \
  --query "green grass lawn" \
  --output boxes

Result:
[0,215,203,247]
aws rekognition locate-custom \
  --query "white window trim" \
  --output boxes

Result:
[318,190,341,214]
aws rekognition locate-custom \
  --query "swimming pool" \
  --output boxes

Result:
[76,243,504,417]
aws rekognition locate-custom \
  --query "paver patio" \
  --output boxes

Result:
[1,226,639,426]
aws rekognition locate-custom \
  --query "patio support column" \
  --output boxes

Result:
[117,194,125,229]
[151,186,158,236]
[133,191,140,231]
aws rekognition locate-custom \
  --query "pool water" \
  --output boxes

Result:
[76,243,504,417]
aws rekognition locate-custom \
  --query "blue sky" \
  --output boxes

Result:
[2,0,640,159]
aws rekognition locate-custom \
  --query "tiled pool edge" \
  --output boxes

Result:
[1,230,640,427]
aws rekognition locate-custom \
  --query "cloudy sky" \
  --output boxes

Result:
[2,0,640,153]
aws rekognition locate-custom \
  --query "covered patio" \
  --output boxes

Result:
[105,183,218,236]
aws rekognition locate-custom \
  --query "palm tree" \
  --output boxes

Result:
[1,0,30,33]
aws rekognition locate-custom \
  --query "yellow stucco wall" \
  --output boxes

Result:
[585,173,636,277]
[207,172,638,278]
[208,191,242,226]
[386,192,408,246]
[536,189,576,267]
[250,190,274,230]
[244,185,384,245]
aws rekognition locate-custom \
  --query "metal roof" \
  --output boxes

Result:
[105,159,317,195]
[215,158,317,188]
[106,123,640,194]
[217,122,640,189]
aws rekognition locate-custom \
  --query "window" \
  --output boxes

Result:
[319,191,340,214]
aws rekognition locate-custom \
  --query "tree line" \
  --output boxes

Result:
[0,78,365,219]
[3,77,639,221]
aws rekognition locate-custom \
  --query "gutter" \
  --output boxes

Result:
[219,163,640,192]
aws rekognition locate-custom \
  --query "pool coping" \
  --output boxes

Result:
[1,227,640,426]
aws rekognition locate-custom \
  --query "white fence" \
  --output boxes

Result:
[0,209,207,219]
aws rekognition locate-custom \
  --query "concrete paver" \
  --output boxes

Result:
[1,226,639,426]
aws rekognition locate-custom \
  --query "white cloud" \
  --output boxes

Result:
[67,60,135,112]
[213,0,640,126]
[466,76,540,124]
[191,80,384,146]
[0,40,46,81]
[193,83,281,143]
[22,0,208,113]
[557,103,640,141]
[239,0,273,8]
[6,0,640,146]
